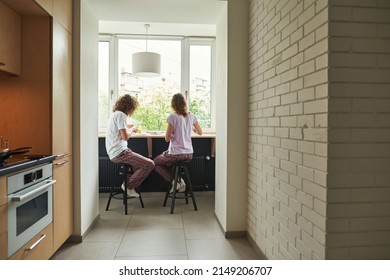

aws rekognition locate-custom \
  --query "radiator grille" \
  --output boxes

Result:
[187,156,206,191]
[99,156,209,193]
[99,157,123,193]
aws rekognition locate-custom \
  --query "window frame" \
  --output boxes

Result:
[98,34,216,134]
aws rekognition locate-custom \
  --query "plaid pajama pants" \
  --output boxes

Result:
[153,151,193,181]
[111,149,155,189]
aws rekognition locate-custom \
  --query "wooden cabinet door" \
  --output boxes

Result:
[52,20,72,155]
[0,203,6,260]
[34,0,53,15]
[0,1,21,75]
[53,156,73,252]
[53,0,72,33]
[0,177,6,260]
[9,224,53,260]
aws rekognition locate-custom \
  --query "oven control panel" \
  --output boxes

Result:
[7,163,53,194]
[24,170,43,184]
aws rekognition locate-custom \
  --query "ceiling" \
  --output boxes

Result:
[85,0,227,36]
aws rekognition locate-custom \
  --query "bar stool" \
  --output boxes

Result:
[105,163,144,215]
[163,159,198,214]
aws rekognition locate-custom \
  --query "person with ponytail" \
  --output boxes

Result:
[153,93,202,193]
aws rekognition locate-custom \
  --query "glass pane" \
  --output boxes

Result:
[189,45,211,128]
[16,192,48,236]
[98,41,110,131]
[118,39,181,131]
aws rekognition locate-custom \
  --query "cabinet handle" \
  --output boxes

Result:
[56,153,69,159]
[25,234,46,252]
[54,160,68,167]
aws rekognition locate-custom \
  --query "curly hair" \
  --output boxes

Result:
[113,94,139,116]
[171,93,188,117]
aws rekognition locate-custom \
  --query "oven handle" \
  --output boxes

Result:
[11,179,56,202]
[25,234,47,252]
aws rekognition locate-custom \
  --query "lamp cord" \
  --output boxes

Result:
[145,24,150,52]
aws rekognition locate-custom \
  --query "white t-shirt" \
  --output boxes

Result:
[167,112,197,155]
[106,111,128,160]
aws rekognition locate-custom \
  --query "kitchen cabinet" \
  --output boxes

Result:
[0,1,21,75]
[53,156,73,251]
[51,0,73,254]
[35,0,71,33]
[53,0,72,33]
[52,19,72,156]
[8,223,53,260]
[0,0,73,260]
[0,177,6,259]
[34,0,52,15]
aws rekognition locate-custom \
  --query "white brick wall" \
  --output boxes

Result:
[249,0,390,260]
[327,0,390,259]
[249,0,328,259]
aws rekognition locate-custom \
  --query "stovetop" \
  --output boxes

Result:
[0,154,57,176]
[0,156,30,168]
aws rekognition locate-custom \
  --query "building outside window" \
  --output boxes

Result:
[98,35,215,134]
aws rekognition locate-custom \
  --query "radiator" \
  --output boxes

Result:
[187,156,208,191]
[99,156,211,193]
[99,157,123,193]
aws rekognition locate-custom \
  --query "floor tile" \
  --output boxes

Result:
[84,219,129,242]
[183,210,225,240]
[186,238,261,260]
[50,241,120,260]
[129,207,183,230]
[115,254,188,260]
[116,229,187,258]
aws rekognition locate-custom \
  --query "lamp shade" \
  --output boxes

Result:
[132,52,161,77]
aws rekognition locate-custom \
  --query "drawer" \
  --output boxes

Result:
[0,176,5,205]
[0,232,6,260]
[0,204,6,236]
[9,223,53,260]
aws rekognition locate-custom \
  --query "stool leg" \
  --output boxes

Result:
[163,166,177,207]
[183,166,197,211]
[124,180,128,215]
[105,184,114,211]
[137,190,145,208]
[170,166,180,214]
[163,180,170,207]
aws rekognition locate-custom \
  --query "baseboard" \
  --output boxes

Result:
[246,233,268,260]
[66,214,100,243]
[214,212,267,259]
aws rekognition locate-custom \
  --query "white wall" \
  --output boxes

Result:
[215,3,228,230]
[215,0,249,235]
[73,0,100,237]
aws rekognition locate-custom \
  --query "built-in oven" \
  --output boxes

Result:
[7,163,55,257]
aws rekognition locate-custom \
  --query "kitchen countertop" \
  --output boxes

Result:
[0,155,57,177]
[98,132,216,139]
[98,133,216,157]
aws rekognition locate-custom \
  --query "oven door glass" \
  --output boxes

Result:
[16,192,48,235]
[8,178,55,257]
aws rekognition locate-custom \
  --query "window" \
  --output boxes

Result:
[98,35,215,133]
[189,43,212,128]
[98,39,110,131]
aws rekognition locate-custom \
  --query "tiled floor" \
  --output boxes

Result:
[51,192,261,260]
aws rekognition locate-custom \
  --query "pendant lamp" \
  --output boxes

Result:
[132,24,161,77]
